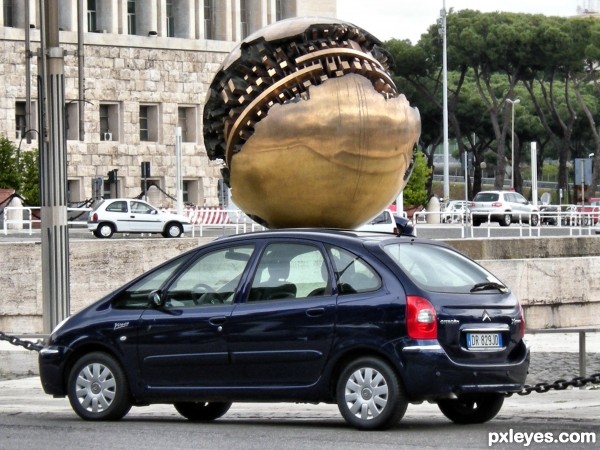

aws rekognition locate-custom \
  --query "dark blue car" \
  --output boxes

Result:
[39,229,529,430]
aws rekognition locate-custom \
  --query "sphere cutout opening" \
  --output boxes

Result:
[203,17,421,229]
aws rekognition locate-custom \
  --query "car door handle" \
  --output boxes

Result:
[209,316,227,326]
[306,307,325,317]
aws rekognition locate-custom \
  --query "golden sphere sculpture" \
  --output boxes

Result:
[203,17,421,229]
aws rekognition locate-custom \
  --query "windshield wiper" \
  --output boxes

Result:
[470,282,508,293]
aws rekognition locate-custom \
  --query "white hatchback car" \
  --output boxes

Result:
[469,191,539,227]
[88,198,193,238]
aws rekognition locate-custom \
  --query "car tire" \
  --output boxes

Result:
[163,222,183,238]
[336,356,407,430]
[499,214,511,227]
[530,213,539,227]
[67,352,132,421]
[174,401,232,421]
[437,393,504,424]
[95,223,115,238]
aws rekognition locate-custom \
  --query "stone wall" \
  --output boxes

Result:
[1,236,600,334]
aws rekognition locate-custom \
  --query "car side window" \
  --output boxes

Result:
[131,201,155,214]
[112,256,191,309]
[164,245,255,308]
[248,243,329,301]
[328,246,381,294]
[106,201,128,213]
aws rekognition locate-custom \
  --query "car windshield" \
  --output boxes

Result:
[474,193,499,202]
[382,242,507,294]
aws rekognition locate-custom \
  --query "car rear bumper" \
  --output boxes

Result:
[400,342,530,400]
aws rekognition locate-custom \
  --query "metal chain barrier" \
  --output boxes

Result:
[0,331,44,352]
[2,330,600,396]
[506,373,600,396]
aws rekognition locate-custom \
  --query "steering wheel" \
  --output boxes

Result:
[191,283,224,305]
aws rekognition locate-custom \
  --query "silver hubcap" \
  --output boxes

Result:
[75,362,116,413]
[345,367,388,420]
[100,226,111,237]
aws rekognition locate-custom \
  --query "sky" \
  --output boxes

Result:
[336,0,591,43]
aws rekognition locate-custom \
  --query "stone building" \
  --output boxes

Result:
[0,0,336,207]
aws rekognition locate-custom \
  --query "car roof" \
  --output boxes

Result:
[212,228,434,248]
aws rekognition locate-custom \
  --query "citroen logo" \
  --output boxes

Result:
[482,310,491,322]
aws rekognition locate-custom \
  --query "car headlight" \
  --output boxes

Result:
[50,316,71,338]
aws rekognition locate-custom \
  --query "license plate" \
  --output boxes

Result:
[466,332,502,349]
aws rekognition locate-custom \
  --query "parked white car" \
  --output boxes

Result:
[87,198,193,238]
[469,191,539,227]
[355,209,414,235]
[441,200,468,223]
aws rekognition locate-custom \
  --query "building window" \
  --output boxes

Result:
[183,179,201,205]
[177,106,197,143]
[87,0,97,32]
[204,0,214,39]
[66,102,79,141]
[15,101,37,141]
[139,105,158,142]
[99,103,119,141]
[127,0,136,35]
[166,0,174,37]
[240,0,249,39]
[67,179,82,203]
[15,102,26,140]
[3,0,14,27]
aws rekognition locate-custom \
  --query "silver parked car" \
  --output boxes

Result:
[469,191,539,227]
[88,198,193,238]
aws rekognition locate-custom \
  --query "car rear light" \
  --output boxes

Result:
[518,303,525,338]
[491,202,503,207]
[468,202,474,208]
[91,212,98,222]
[406,295,437,339]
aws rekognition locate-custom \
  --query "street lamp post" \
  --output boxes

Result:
[439,1,449,201]
[506,98,520,190]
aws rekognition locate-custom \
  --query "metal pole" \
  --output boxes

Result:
[39,0,70,333]
[175,127,183,215]
[506,98,520,190]
[25,1,32,144]
[441,1,449,201]
[531,142,538,207]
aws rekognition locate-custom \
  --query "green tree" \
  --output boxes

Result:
[403,151,432,206]
[0,135,40,205]
[0,135,20,190]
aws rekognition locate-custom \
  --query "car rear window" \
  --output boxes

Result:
[382,242,507,294]
[474,193,499,202]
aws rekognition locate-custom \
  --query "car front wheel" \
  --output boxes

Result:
[437,393,504,424]
[530,213,539,227]
[67,352,132,421]
[163,222,183,238]
[336,357,407,430]
[174,401,232,421]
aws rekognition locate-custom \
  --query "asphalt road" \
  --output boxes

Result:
[0,222,597,242]
[0,377,598,450]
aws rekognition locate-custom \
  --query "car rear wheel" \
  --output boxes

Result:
[336,357,407,430]
[67,352,132,421]
[95,223,114,238]
[437,393,504,424]
[163,222,183,238]
[174,401,232,421]
[499,214,512,227]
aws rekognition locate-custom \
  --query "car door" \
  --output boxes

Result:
[129,200,163,232]
[102,200,131,232]
[137,244,255,389]
[226,241,336,387]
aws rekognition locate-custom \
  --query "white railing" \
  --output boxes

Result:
[2,206,93,235]
[2,207,37,235]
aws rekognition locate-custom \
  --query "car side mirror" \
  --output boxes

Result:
[151,210,158,215]
[149,290,163,307]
